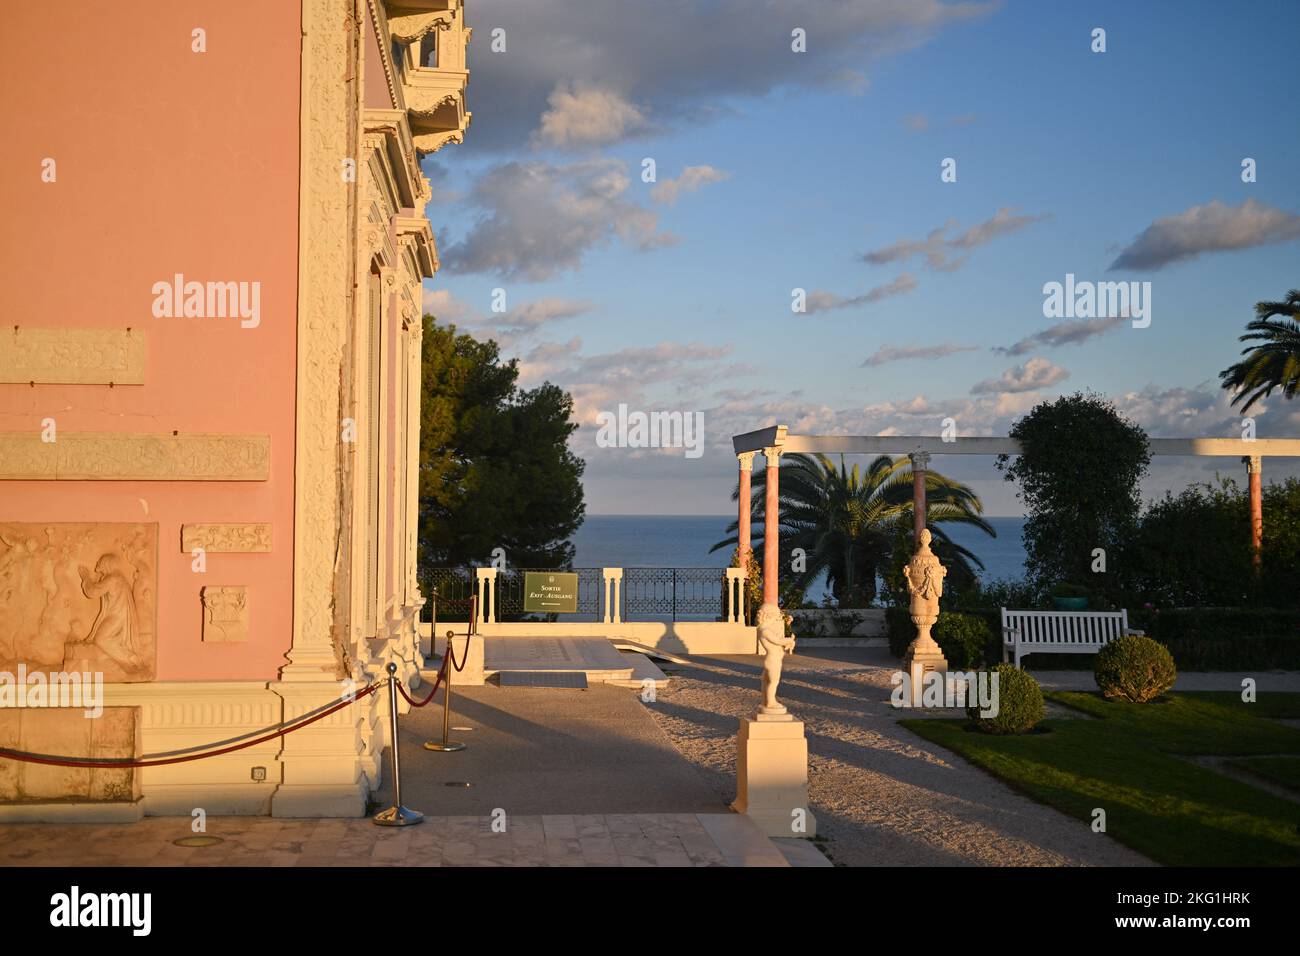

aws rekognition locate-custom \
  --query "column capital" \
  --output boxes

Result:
[763,446,782,467]
[737,451,756,472]
[1243,454,1263,473]
[909,450,932,471]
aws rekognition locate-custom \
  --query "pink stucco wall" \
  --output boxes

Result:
[0,2,302,682]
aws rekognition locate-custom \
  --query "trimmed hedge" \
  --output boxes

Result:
[966,663,1045,734]
[889,604,1300,671]
[1095,634,1177,702]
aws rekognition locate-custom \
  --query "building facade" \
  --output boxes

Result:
[0,0,470,818]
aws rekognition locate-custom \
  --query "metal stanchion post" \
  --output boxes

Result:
[424,629,466,752]
[373,662,424,826]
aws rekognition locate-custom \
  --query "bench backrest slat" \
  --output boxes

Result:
[1001,608,1128,647]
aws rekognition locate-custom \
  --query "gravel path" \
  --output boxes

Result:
[646,647,1153,867]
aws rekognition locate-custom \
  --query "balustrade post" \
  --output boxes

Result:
[474,567,498,624]
[601,568,624,624]
[725,567,746,624]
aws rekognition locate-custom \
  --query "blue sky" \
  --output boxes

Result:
[421,0,1300,515]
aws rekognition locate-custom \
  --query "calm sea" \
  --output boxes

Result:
[571,515,1029,596]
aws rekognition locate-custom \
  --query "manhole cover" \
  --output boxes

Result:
[172,836,225,848]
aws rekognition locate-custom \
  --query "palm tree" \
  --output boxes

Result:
[1220,289,1300,412]
[710,453,994,606]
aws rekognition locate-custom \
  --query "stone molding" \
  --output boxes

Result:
[1,327,145,385]
[0,432,269,480]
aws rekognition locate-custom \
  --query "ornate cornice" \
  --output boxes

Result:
[395,215,437,277]
[366,0,405,112]
[387,8,455,43]
[411,127,464,157]
[362,108,429,209]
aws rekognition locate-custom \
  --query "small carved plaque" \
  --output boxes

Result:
[201,586,249,643]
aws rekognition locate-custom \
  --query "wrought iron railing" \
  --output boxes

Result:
[623,567,726,621]
[421,566,733,623]
[422,567,474,622]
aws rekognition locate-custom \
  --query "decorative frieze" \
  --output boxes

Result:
[0,433,269,480]
[0,328,145,385]
[181,523,272,553]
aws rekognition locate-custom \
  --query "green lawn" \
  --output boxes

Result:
[901,691,1300,866]
[1230,756,1300,793]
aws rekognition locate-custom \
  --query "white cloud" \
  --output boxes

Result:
[862,343,978,366]
[805,273,918,314]
[970,357,1069,395]
[440,159,675,280]
[996,315,1125,356]
[1110,199,1300,271]
[531,82,647,149]
[862,207,1049,272]
[463,0,994,151]
[650,165,730,205]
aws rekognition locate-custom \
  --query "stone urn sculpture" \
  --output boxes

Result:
[902,529,948,701]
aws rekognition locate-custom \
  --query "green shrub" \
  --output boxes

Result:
[933,613,994,668]
[967,664,1045,734]
[1095,634,1177,702]
[888,608,998,666]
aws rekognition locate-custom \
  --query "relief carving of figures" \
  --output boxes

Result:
[0,523,157,681]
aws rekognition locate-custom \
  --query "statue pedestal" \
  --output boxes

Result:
[902,636,947,704]
[732,713,816,838]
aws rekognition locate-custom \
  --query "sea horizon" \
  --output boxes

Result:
[571,514,1030,591]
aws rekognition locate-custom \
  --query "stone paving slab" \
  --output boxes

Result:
[0,813,793,867]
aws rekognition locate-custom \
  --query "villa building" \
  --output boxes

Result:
[0,0,471,819]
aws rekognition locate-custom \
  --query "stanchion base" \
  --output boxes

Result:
[423,741,466,752]
[372,805,424,827]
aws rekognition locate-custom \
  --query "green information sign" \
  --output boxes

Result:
[523,571,579,613]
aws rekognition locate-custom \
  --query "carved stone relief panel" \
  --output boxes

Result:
[0,523,157,682]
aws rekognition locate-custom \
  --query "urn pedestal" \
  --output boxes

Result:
[901,528,949,705]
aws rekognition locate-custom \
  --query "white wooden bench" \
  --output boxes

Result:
[1001,608,1144,668]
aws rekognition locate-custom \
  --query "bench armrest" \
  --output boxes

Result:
[1001,625,1020,639]
[1125,628,1145,637]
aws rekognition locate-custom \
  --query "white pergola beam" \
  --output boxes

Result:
[732,431,1300,459]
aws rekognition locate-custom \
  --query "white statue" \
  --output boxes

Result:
[757,604,795,715]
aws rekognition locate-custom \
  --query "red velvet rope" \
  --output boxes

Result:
[395,652,449,707]
[0,684,379,770]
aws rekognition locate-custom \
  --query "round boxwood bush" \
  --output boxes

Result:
[966,663,1045,734]
[1094,634,1176,702]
